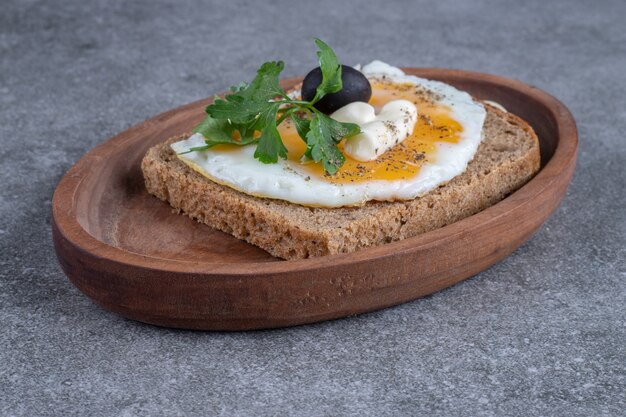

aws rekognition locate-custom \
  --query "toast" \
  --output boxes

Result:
[141,104,540,260]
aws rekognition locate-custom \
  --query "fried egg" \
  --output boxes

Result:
[171,61,487,207]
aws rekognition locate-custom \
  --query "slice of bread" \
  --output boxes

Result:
[142,104,540,260]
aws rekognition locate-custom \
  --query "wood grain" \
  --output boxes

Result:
[52,68,578,330]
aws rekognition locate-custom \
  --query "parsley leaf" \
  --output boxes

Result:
[192,114,230,139]
[312,38,343,103]
[291,114,311,142]
[207,61,286,124]
[192,115,237,144]
[253,104,287,163]
[319,112,361,141]
[305,113,360,174]
[178,115,257,154]
[187,39,361,174]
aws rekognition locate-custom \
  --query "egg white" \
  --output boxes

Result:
[171,61,486,207]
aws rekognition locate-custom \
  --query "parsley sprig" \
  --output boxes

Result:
[185,39,360,174]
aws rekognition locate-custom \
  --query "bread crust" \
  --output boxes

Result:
[141,104,540,260]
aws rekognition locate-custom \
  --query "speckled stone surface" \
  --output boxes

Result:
[1,0,625,416]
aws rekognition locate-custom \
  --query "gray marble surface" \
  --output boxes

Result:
[1,0,625,416]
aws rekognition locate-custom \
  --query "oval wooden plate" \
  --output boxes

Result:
[52,68,577,331]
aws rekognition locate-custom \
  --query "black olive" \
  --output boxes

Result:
[301,65,372,114]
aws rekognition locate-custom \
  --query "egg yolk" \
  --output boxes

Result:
[277,81,463,183]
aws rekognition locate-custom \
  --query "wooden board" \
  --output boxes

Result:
[52,68,578,330]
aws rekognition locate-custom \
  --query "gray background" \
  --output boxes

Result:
[1,0,625,416]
